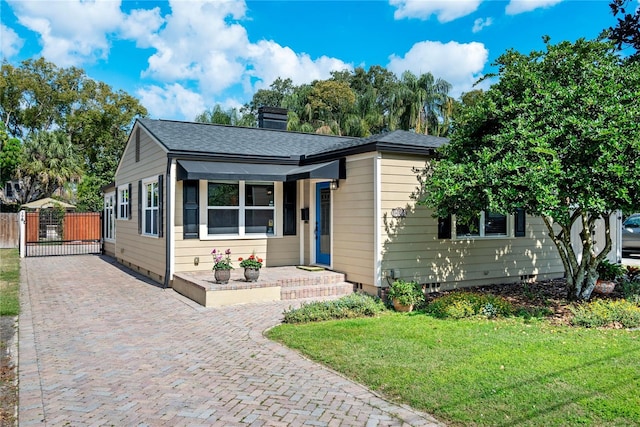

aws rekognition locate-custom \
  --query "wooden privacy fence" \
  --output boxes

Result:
[25,211,101,256]
[0,213,19,248]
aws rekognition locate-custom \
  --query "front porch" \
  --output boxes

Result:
[172,266,355,307]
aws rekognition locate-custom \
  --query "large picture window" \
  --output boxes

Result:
[143,180,159,236]
[207,181,275,236]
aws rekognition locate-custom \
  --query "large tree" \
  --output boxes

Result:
[608,0,640,60]
[418,38,640,300]
[0,122,22,188]
[1,58,147,210]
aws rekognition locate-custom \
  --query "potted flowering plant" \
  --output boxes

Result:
[212,248,233,284]
[238,253,263,282]
[387,279,424,312]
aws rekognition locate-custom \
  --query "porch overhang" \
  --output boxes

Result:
[176,159,345,182]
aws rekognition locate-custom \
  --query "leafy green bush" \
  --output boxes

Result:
[444,300,475,319]
[387,279,424,307]
[282,293,386,323]
[596,259,626,281]
[570,299,640,328]
[622,277,640,303]
[426,291,514,319]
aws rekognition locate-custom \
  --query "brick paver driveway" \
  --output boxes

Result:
[19,255,443,426]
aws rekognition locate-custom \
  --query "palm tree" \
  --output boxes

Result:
[390,71,426,131]
[15,130,83,204]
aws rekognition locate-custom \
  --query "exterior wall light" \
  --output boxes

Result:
[330,180,339,190]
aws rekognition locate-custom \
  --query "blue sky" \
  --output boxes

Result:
[0,0,632,122]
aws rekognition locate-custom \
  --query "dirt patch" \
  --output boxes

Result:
[0,316,17,426]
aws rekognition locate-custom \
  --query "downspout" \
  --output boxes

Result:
[374,153,382,291]
[163,158,173,289]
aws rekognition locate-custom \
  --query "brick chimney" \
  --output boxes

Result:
[258,106,288,130]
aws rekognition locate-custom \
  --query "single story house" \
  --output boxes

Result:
[105,107,573,297]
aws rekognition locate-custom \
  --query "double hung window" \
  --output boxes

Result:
[143,180,159,236]
[118,186,129,219]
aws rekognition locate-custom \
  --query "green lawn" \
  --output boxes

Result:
[0,249,20,316]
[267,313,640,427]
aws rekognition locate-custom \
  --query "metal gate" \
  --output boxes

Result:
[25,210,102,257]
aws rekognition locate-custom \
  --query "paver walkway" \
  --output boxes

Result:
[19,255,444,426]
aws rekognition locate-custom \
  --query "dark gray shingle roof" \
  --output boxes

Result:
[137,119,449,160]
[138,118,356,159]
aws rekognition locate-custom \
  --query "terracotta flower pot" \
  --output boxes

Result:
[593,280,615,295]
[392,298,414,312]
[214,269,231,284]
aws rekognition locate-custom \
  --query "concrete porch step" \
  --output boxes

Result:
[172,266,354,307]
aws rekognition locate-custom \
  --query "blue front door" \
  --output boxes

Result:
[315,182,331,265]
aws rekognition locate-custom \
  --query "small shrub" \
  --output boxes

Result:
[445,300,475,319]
[625,266,640,282]
[282,293,386,323]
[597,260,625,281]
[622,277,640,302]
[480,302,498,318]
[387,280,424,307]
[570,299,640,328]
[426,291,513,319]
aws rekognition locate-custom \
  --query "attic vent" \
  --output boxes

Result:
[135,128,140,162]
[258,106,288,130]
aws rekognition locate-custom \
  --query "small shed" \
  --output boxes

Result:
[22,197,76,211]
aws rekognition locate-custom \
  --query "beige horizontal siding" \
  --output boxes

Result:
[103,241,115,257]
[332,156,375,285]
[114,127,167,282]
[379,153,564,290]
[174,233,300,272]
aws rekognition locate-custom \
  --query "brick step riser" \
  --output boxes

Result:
[281,282,354,300]
[276,274,346,288]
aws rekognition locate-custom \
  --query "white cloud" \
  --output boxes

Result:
[245,40,352,91]
[119,7,164,48]
[390,0,483,22]
[0,24,24,58]
[137,83,206,121]
[138,1,350,98]
[505,0,564,15]
[7,0,124,66]
[2,0,365,119]
[472,17,493,33]
[387,40,489,99]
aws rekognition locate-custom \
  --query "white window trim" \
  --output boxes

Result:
[452,212,514,240]
[117,184,130,220]
[103,191,115,242]
[142,176,159,237]
[199,180,281,240]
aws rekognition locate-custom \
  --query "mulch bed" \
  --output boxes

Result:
[424,279,626,325]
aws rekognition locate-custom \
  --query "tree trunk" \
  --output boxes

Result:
[543,211,613,301]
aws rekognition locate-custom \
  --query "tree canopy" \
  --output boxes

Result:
[199,66,459,138]
[418,38,640,300]
[0,58,147,210]
[608,0,640,60]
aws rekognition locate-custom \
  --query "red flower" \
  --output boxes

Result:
[238,257,243,261]
[249,254,255,259]
[258,258,263,263]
